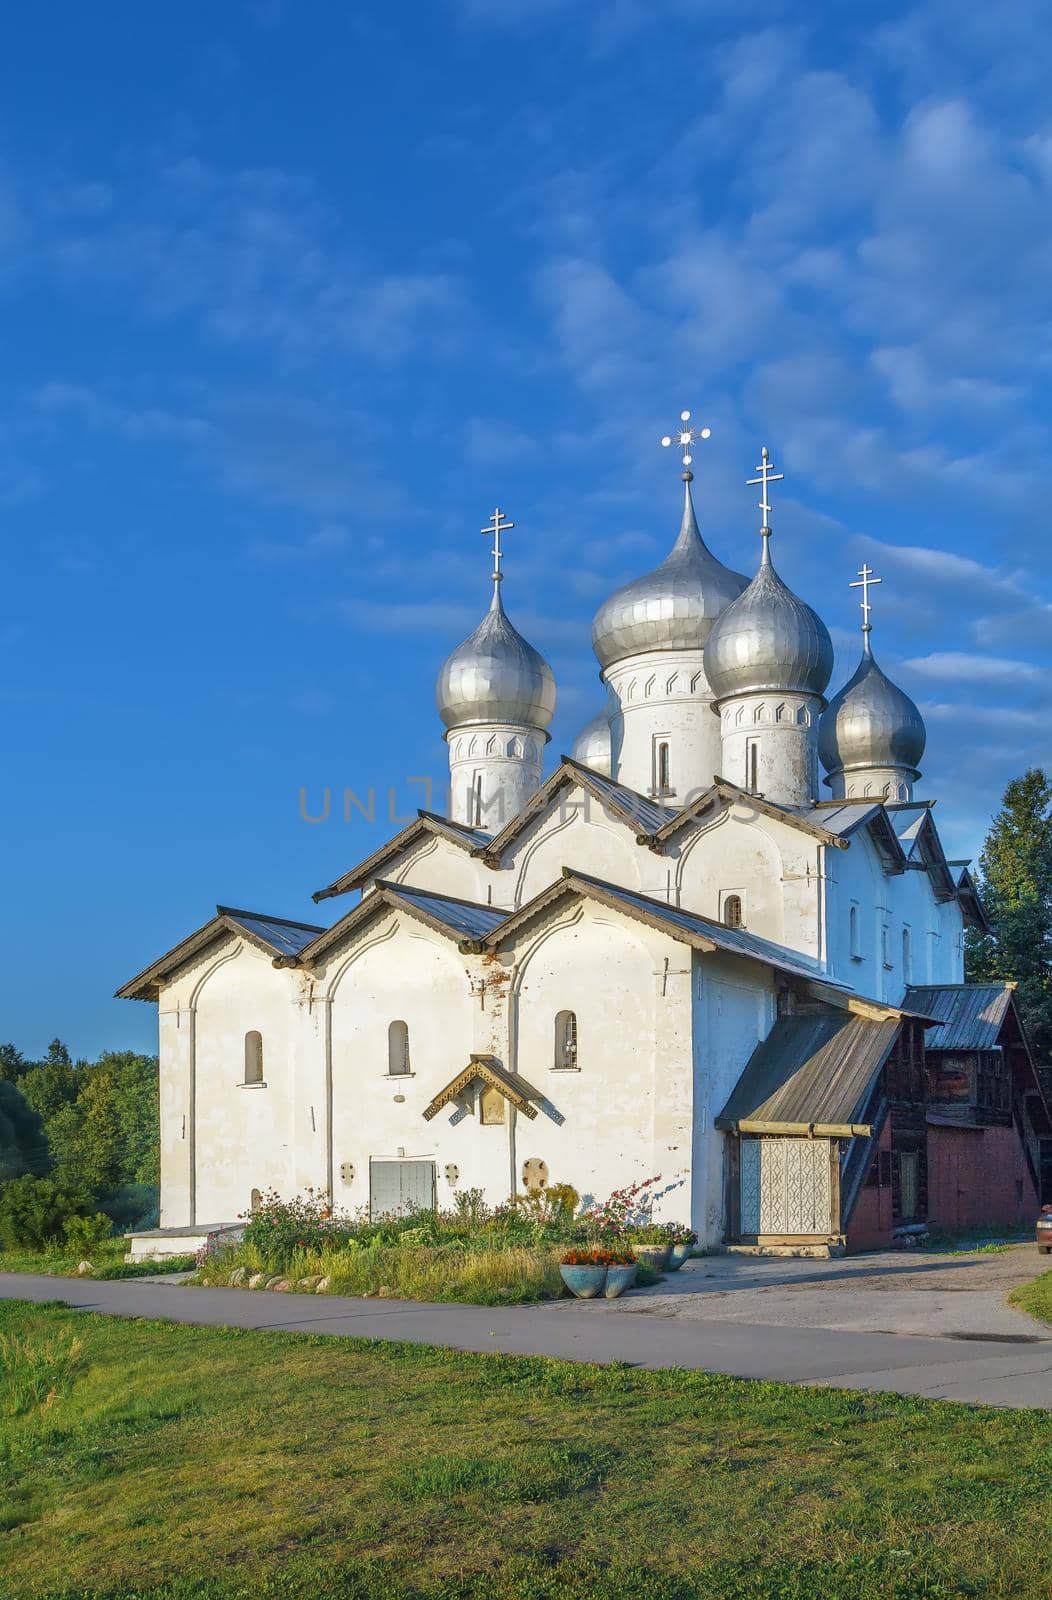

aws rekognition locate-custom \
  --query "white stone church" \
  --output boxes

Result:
[123,426,1043,1255]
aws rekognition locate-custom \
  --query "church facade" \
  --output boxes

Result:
[119,430,1049,1252]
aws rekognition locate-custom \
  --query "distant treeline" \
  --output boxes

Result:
[0,1040,159,1235]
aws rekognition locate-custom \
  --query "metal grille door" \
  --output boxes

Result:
[740,1139,832,1235]
[369,1160,436,1219]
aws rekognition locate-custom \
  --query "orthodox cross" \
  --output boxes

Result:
[481,507,515,588]
[849,562,882,635]
[747,446,784,531]
[661,409,711,478]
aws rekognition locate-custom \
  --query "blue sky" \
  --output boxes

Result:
[2,0,1050,1057]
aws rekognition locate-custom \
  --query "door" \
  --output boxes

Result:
[898,1150,920,1221]
[740,1138,833,1236]
[369,1159,436,1219]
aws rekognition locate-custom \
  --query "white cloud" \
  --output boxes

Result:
[903,651,1044,684]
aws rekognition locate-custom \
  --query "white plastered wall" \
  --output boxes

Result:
[605,648,723,803]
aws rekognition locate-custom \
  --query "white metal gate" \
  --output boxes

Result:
[740,1138,832,1235]
[369,1160,436,1219]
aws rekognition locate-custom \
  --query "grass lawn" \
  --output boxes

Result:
[0,1241,195,1279]
[1,1301,1049,1600]
[1009,1268,1052,1325]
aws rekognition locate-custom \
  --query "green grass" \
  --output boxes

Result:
[1008,1268,1052,1324]
[195,1240,661,1304]
[1,1301,1050,1599]
[0,1240,196,1280]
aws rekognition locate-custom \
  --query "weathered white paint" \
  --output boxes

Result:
[605,648,722,805]
[446,720,544,829]
[717,691,824,809]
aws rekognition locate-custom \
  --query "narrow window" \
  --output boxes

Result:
[881,923,891,968]
[244,1030,264,1085]
[657,741,671,794]
[388,1020,410,1075]
[250,1187,263,1212]
[746,738,759,792]
[471,772,483,827]
[849,905,860,959]
[723,894,744,930]
[554,1010,578,1069]
[902,926,912,983]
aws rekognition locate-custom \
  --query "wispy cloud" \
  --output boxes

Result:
[903,651,1044,685]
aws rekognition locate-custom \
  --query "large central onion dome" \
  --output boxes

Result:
[591,480,747,672]
[704,536,834,702]
[436,586,556,732]
[819,639,926,779]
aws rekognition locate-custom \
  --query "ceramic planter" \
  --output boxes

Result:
[603,1262,638,1298]
[665,1242,694,1271]
[631,1242,670,1270]
[559,1263,607,1298]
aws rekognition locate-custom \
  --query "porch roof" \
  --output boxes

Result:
[716,1012,902,1138]
[422,1055,545,1122]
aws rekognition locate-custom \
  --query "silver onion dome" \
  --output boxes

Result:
[437,585,556,733]
[591,479,748,672]
[704,536,834,703]
[819,639,926,777]
[570,704,613,776]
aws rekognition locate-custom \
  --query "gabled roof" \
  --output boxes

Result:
[312,811,493,902]
[116,907,326,1002]
[422,1055,544,1122]
[947,863,990,933]
[299,879,510,963]
[887,805,956,899]
[650,779,852,850]
[715,1012,902,1137]
[477,867,848,988]
[479,757,672,863]
[806,801,907,872]
[901,983,1017,1052]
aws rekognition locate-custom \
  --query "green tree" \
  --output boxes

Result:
[0,1081,49,1181]
[18,1054,79,1126]
[966,768,1052,1071]
[0,1044,27,1082]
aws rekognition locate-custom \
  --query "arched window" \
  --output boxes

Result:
[250,1187,263,1212]
[657,741,671,793]
[723,894,744,930]
[244,1031,264,1085]
[554,1010,578,1069]
[388,1020,411,1076]
[849,905,861,960]
[902,926,912,983]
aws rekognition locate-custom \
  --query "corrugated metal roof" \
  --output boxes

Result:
[716,1013,900,1132]
[902,984,1014,1051]
[382,883,509,942]
[565,763,672,834]
[222,910,323,957]
[559,873,844,987]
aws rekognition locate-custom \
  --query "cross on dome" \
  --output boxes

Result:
[481,506,515,590]
[747,446,784,534]
[849,562,883,636]
[661,409,711,480]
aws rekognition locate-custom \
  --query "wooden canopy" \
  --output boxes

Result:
[422,1055,544,1122]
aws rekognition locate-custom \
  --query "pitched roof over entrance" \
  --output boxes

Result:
[422,1055,544,1122]
[715,1012,902,1137]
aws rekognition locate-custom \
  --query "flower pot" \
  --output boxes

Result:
[631,1243,670,1270]
[666,1242,694,1271]
[560,1263,607,1298]
[603,1262,638,1298]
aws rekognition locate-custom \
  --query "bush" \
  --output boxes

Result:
[62,1213,113,1254]
[242,1188,355,1266]
[0,1176,80,1250]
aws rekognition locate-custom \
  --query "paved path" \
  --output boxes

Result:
[3,1271,1050,1409]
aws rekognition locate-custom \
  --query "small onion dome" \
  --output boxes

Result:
[570,706,613,776]
[437,585,556,733]
[704,537,833,703]
[591,480,748,672]
[819,640,926,778]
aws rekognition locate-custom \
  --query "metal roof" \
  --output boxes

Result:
[377,883,508,943]
[716,1012,901,1135]
[804,801,882,838]
[562,762,672,834]
[901,984,1014,1051]
[312,811,493,901]
[220,909,322,958]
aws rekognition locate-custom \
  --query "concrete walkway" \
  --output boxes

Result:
[2,1270,1050,1409]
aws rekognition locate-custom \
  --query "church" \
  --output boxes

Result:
[119,420,1049,1255]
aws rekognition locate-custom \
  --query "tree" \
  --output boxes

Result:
[966,768,1052,1076]
[0,1044,27,1083]
[0,1082,49,1181]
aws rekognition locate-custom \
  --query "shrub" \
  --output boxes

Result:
[62,1212,113,1254]
[241,1188,355,1266]
[0,1176,79,1250]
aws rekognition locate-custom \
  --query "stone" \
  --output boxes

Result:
[296,1276,322,1291]
[248,1272,268,1288]
[377,1285,392,1297]
[76,1260,93,1276]
[316,1275,332,1293]
[229,1267,249,1287]
[271,1278,293,1292]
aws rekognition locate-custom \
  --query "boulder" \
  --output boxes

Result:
[229,1267,249,1287]
[75,1260,94,1276]
[316,1276,332,1293]
[248,1272,268,1289]
[271,1278,293,1292]
[296,1276,322,1292]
